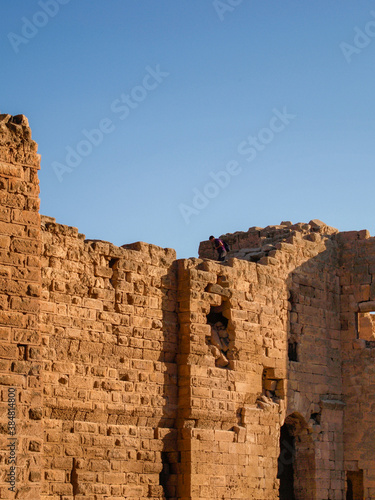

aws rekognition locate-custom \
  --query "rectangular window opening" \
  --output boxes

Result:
[357,308,375,341]
[288,341,298,362]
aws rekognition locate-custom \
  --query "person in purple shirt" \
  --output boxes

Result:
[209,235,227,262]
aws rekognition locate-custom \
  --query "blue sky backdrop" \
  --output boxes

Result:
[1,0,375,258]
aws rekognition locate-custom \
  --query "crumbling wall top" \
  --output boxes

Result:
[41,214,177,266]
[199,219,339,262]
[0,113,40,167]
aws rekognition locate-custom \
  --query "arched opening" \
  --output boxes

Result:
[346,470,363,500]
[278,423,295,500]
[278,413,316,500]
[346,478,353,500]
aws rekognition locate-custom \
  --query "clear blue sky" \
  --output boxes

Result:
[2,1,375,258]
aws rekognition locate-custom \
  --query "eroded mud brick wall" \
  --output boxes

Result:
[0,115,42,500]
[339,230,375,499]
[40,228,178,499]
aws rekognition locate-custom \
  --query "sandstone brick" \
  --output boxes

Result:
[0,373,25,385]
[0,162,23,178]
[51,483,73,495]
[12,237,40,255]
[12,209,40,226]
[10,296,39,313]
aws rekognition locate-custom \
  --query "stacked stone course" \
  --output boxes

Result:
[0,114,42,500]
[338,231,375,499]
[0,114,374,499]
[40,223,179,499]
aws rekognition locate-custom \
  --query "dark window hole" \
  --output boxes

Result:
[109,258,119,269]
[288,341,298,362]
[310,412,321,425]
[206,306,230,369]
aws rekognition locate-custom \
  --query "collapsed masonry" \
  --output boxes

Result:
[0,114,374,500]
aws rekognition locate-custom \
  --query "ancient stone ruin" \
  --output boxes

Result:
[0,113,374,499]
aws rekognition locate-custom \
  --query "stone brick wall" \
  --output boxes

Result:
[177,257,283,499]
[0,114,374,499]
[0,114,42,500]
[285,233,344,500]
[40,225,178,499]
[190,228,343,499]
[339,230,375,500]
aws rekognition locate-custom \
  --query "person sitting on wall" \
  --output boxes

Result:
[209,235,227,262]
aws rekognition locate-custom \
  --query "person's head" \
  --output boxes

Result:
[209,235,215,241]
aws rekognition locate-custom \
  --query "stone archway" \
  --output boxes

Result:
[278,413,316,500]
